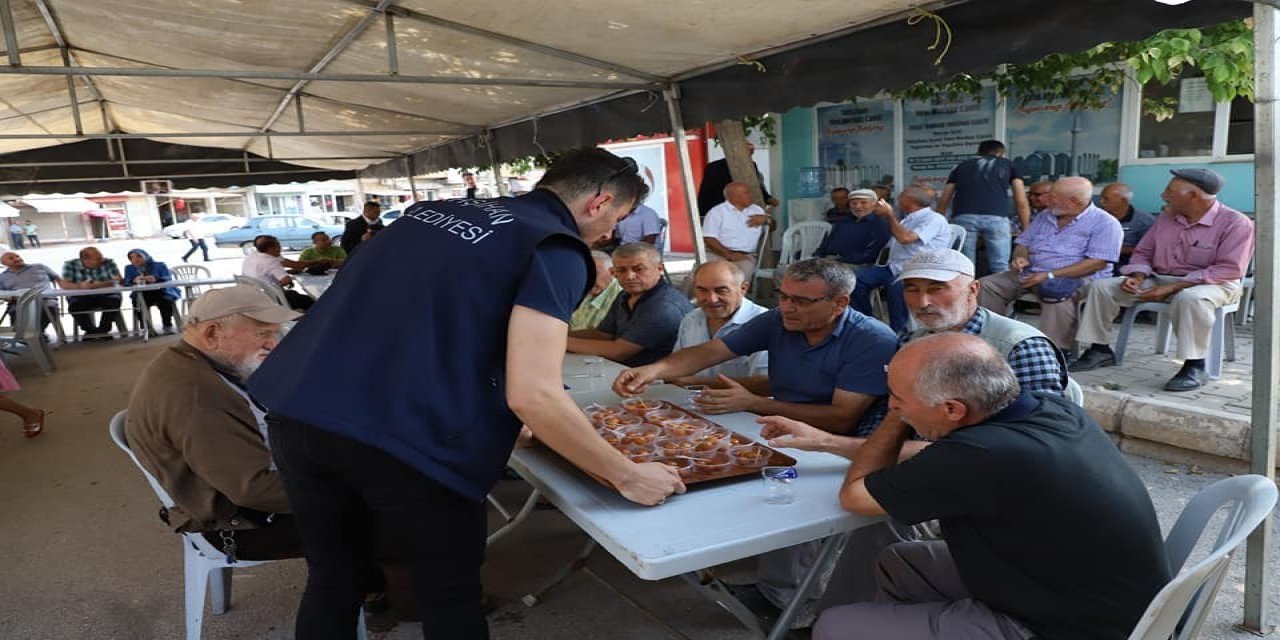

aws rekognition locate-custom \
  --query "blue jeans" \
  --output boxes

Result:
[851,265,908,332]
[952,214,1012,275]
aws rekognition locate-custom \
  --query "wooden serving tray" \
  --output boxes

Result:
[570,400,798,489]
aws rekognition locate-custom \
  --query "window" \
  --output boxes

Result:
[1136,71,1253,159]
[258,217,289,230]
[215,196,246,216]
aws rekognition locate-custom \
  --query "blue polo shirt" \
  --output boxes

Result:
[597,279,693,367]
[721,307,897,430]
[816,214,891,266]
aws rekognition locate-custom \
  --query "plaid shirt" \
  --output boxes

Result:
[897,308,1067,395]
[61,258,121,283]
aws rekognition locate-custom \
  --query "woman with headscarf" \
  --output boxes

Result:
[123,248,180,335]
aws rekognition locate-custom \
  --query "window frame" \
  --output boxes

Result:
[1122,75,1254,165]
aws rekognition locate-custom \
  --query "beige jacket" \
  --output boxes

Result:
[125,341,289,532]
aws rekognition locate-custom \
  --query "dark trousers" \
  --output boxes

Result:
[8,232,22,249]
[284,289,314,312]
[269,416,489,640]
[850,265,909,332]
[68,293,122,334]
[182,239,210,262]
[200,514,306,561]
[25,234,39,248]
[135,290,177,328]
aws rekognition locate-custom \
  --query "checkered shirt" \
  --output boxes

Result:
[897,308,1067,395]
[61,258,121,283]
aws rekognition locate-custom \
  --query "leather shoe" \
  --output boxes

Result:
[1164,366,1207,392]
[1068,348,1115,372]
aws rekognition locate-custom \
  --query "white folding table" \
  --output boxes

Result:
[492,354,881,639]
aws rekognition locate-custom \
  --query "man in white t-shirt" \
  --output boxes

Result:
[703,182,771,281]
[241,235,318,311]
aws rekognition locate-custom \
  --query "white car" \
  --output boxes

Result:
[162,214,245,239]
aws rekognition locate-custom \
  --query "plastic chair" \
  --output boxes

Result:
[1113,301,1237,380]
[0,289,55,374]
[171,264,214,316]
[754,221,830,289]
[109,411,369,640]
[1128,475,1278,640]
[233,275,289,308]
[1065,376,1083,407]
[947,224,966,252]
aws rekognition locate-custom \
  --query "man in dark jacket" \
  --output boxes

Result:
[341,201,384,253]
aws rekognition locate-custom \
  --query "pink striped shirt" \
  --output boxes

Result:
[1120,201,1254,284]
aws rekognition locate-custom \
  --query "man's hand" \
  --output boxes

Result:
[693,374,761,414]
[613,365,664,397]
[871,199,895,220]
[767,196,781,207]
[746,214,771,228]
[1120,274,1147,295]
[1010,256,1030,272]
[1136,283,1179,303]
[1019,271,1049,289]
[616,462,686,506]
[758,415,835,452]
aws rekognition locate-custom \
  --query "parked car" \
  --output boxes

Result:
[213,215,345,252]
[379,208,403,225]
[161,213,245,239]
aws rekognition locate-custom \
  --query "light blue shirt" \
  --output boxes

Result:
[673,297,770,378]
[887,207,951,274]
[616,204,663,244]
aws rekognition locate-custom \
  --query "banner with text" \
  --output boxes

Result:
[816,100,896,193]
[902,88,997,191]
[1005,89,1122,186]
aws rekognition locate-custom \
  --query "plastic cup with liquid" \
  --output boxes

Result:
[582,355,605,378]
[684,384,709,408]
[761,466,798,505]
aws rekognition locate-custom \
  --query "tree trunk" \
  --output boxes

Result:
[716,119,766,208]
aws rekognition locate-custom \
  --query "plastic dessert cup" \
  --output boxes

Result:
[730,443,772,468]
[644,408,687,426]
[621,398,666,415]
[663,418,711,439]
[655,436,698,457]
[656,456,695,477]
[692,452,733,474]
[619,423,662,447]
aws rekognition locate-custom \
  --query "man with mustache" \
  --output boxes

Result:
[125,285,304,560]
[668,260,769,384]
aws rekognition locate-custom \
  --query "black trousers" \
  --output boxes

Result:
[200,514,305,561]
[25,234,39,248]
[135,290,177,328]
[284,289,314,311]
[182,239,210,262]
[68,293,122,333]
[269,416,489,640]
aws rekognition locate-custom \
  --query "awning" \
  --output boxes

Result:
[84,209,124,219]
[20,197,99,213]
[0,201,18,218]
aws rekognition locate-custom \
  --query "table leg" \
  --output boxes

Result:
[680,572,769,637]
[486,489,540,545]
[521,537,597,607]
[767,532,849,640]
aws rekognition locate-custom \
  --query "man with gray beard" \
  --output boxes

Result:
[125,285,304,560]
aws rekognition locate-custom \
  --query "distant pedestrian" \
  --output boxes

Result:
[22,220,39,248]
[7,221,23,249]
[182,220,210,262]
[936,140,1031,274]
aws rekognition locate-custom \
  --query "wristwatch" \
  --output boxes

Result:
[1045,271,1056,280]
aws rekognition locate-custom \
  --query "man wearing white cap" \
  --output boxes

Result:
[126,284,303,561]
[816,188,891,268]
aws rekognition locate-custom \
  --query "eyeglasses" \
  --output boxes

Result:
[595,157,639,198]
[776,291,832,307]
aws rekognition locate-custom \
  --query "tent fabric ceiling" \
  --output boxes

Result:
[0,0,1252,194]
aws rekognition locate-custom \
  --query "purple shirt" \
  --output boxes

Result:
[1015,205,1122,278]
[1120,201,1254,285]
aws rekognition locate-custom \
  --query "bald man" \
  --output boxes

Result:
[976,177,1122,350]
[702,181,771,281]
[1098,183,1155,275]
[764,333,1169,640]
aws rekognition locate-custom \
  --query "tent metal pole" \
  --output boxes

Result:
[0,130,459,140]
[0,168,340,186]
[663,85,706,264]
[100,101,114,161]
[1245,1,1279,634]
[385,11,399,75]
[0,156,400,168]
[0,0,18,67]
[116,138,129,177]
[295,95,306,133]
[405,156,419,201]
[60,48,82,135]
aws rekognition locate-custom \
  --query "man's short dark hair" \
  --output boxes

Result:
[311,231,329,241]
[830,187,850,195]
[254,235,280,252]
[536,148,649,209]
[977,140,1006,155]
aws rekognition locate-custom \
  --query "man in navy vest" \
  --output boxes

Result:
[248,148,685,639]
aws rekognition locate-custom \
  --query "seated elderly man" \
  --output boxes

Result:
[615,203,663,246]
[125,285,303,560]
[1071,169,1255,391]
[850,186,950,332]
[816,188,891,268]
[1099,182,1155,274]
[0,252,62,335]
[669,260,769,385]
[569,250,622,331]
[778,333,1169,640]
[977,176,1122,351]
[703,181,771,280]
[61,246,124,340]
[615,258,897,435]
[241,235,317,311]
[298,231,348,271]
[568,242,692,366]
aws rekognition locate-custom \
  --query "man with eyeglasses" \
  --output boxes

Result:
[567,242,693,366]
[249,148,685,639]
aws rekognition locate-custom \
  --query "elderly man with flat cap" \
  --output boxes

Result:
[816,188,891,268]
[1071,168,1255,391]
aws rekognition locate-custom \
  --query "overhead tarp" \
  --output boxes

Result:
[367,0,1251,176]
[20,196,97,212]
[84,209,124,218]
[0,201,18,217]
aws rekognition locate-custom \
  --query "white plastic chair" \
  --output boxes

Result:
[171,264,213,316]
[108,411,368,640]
[1065,376,1083,406]
[0,289,55,374]
[1113,300,1238,380]
[947,224,966,252]
[754,221,830,289]
[1128,474,1278,640]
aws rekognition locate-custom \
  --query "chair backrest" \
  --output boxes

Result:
[778,221,832,268]
[1065,376,1084,407]
[13,289,43,340]
[1128,475,1278,640]
[108,410,178,509]
[233,275,288,307]
[171,264,212,281]
[948,224,966,251]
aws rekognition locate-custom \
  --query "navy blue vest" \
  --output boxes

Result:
[248,190,592,502]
